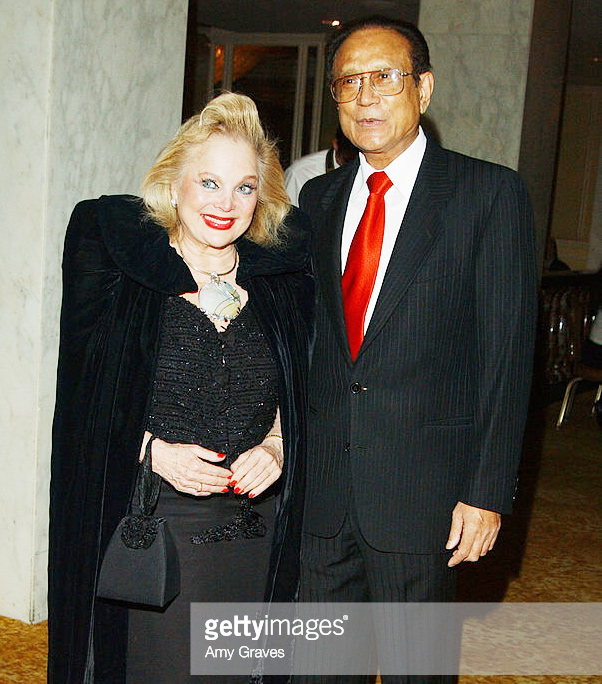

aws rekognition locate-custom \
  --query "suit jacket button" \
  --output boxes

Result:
[350,382,362,394]
[344,442,351,452]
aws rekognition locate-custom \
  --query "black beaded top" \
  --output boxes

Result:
[147,296,278,464]
[146,295,279,543]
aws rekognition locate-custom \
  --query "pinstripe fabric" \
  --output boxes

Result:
[298,137,537,554]
[297,515,457,683]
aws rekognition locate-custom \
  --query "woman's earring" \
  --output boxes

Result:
[170,197,177,208]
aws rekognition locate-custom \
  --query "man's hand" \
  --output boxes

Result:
[446,502,501,567]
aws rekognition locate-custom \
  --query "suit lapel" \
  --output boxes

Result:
[312,161,357,363]
[359,141,454,357]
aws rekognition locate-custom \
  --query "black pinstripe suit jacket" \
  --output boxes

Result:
[299,137,537,553]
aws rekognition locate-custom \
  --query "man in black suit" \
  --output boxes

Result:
[297,16,537,682]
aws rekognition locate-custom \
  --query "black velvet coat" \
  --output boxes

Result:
[48,195,314,683]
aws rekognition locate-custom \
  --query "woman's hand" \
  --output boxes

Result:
[229,434,284,499]
[142,433,232,496]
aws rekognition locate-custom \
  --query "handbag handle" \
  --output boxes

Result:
[137,435,161,516]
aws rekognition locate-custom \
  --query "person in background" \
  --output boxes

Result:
[48,92,314,683]
[544,235,570,271]
[297,15,537,682]
[285,125,357,205]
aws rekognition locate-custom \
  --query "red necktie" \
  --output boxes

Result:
[342,171,392,360]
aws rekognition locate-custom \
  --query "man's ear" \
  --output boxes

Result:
[418,71,435,115]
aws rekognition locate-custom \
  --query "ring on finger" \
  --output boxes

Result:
[197,481,204,493]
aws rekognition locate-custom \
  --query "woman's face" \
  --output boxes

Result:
[173,133,259,251]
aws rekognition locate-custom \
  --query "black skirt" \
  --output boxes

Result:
[126,483,276,683]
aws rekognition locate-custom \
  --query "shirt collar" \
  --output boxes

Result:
[353,126,427,200]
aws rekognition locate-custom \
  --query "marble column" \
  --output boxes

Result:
[419,0,535,169]
[0,0,188,622]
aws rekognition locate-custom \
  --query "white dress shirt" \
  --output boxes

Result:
[285,149,338,206]
[341,127,427,332]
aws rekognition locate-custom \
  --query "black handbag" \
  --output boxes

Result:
[96,436,180,607]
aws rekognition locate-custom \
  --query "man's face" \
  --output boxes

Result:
[332,28,434,170]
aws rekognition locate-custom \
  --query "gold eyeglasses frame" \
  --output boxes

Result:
[330,68,415,104]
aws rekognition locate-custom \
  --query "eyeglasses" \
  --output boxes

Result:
[330,68,414,104]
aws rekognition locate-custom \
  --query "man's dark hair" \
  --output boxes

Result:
[325,16,432,85]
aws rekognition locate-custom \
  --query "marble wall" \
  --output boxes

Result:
[0,0,53,625]
[419,0,535,169]
[0,0,188,622]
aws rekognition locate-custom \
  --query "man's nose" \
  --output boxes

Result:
[356,76,380,106]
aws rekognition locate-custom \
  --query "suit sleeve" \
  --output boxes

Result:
[464,171,537,513]
[298,178,316,217]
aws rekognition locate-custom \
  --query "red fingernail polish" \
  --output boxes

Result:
[217,453,226,458]
[234,487,241,495]
[229,480,237,487]
[221,487,230,493]
[248,493,255,498]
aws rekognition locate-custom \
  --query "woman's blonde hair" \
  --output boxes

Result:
[142,92,290,245]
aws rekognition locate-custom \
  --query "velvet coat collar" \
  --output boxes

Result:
[97,194,311,291]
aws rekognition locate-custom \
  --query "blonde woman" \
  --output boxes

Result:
[48,93,314,683]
